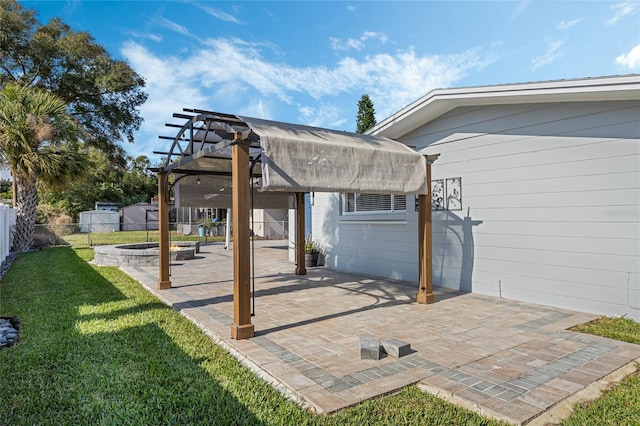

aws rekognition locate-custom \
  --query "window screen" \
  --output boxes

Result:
[344,193,406,213]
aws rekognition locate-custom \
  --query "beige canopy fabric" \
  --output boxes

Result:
[171,147,295,208]
[175,174,294,208]
[239,116,429,195]
[163,111,429,209]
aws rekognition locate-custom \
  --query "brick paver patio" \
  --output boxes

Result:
[122,240,640,425]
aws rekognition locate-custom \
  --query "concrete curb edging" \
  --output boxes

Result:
[418,356,640,426]
[527,356,640,425]
[416,382,514,425]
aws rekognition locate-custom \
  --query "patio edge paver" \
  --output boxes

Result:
[526,356,640,426]
[417,381,519,425]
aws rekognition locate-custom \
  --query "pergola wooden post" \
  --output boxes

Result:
[417,155,439,304]
[157,168,171,290]
[295,192,306,275]
[230,137,255,339]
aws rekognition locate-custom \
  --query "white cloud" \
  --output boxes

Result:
[556,18,582,30]
[606,2,638,26]
[530,40,565,71]
[363,32,388,44]
[298,104,348,128]
[334,49,490,118]
[347,5,356,12]
[65,0,80,13]
[510,0,531,21]
[121,38,492,157]
[158,17,191,36]
[128,31,163,42]
[616,44,640,68]
[330,32,388,52]
[196,4,243,24]
[120,41,209,158]
[238,98,273,120]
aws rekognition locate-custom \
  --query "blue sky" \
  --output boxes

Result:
[20,1,640,161]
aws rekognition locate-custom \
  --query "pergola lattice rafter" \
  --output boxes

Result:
[155,108,437,340]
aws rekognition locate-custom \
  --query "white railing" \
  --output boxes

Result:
[0,204,16,263]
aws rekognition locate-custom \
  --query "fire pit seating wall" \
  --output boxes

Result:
[93,242,198,267]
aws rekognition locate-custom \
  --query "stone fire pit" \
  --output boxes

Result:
[93,242,196,267]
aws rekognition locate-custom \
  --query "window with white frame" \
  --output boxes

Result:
[343,193,407,214]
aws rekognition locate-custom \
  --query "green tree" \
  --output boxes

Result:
[0,0,147,165]
[40,151,158,219]
[356,94,376,134]
[119,155,157,206]
[0,177,11,205]
[0,84,84,251]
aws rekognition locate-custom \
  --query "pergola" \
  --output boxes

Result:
[155,109,438,339]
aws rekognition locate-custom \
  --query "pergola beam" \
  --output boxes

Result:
[417,154,439,304]
[230,138,255,339]
[295,192,306,276]
[157,168,171,290]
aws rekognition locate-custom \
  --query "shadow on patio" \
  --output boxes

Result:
[123,240,640,425]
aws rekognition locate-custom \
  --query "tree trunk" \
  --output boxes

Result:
[12,172,38,252]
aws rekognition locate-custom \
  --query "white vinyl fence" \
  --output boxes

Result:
[0,204,16,263]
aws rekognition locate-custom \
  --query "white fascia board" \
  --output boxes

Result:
[373,75,640,139]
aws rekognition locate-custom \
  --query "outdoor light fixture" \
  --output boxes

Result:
[197,175,201,184]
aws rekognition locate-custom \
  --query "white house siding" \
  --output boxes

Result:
[402,100,640,321]
[312,192,420,282]
[313,99,639,321]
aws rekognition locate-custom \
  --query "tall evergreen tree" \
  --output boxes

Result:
[356,94,376,134]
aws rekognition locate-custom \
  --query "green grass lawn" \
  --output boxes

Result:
[62,230,224,247]
[571,316,640,345]
[0,247,505,425]
[1,248,638,425]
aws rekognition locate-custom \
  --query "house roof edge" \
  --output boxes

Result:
[371,74,640,139]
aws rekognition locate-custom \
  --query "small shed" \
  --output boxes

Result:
[120,202,159,231]
[95,202,119,211]
[79,209,119,233]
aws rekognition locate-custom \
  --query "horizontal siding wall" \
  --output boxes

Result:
[312,100,639,320]
[312,192,419,282]
[407,100,640,320]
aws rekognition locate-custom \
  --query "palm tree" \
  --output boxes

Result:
[0,84,83,251]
